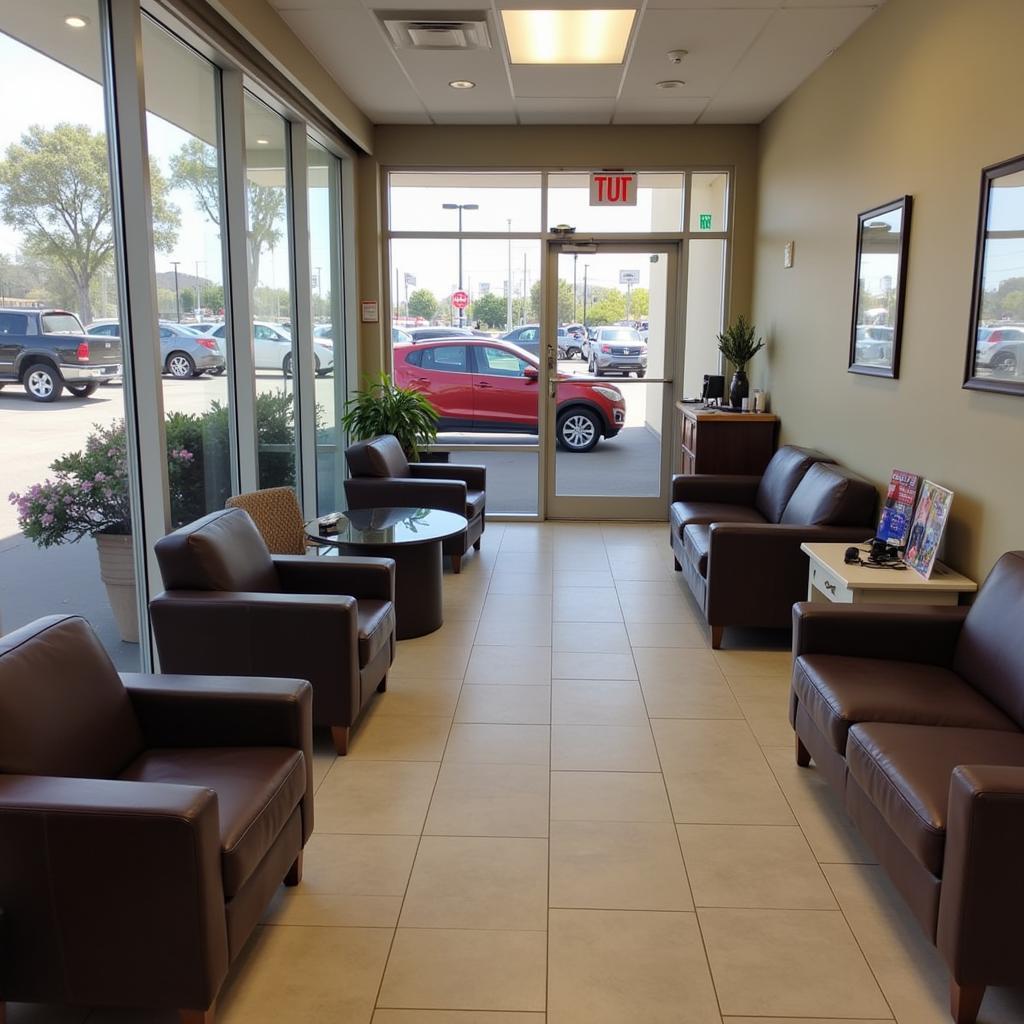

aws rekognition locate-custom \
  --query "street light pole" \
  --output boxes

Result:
[170,261,181,322]
[582,264,589,329]
[442,202,478,326]
[506,218,513,332]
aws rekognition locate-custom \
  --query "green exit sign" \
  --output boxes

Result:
[699,213,713,231]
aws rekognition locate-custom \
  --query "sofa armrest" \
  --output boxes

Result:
[409,462,486,490]
[344,476,468,517]
[273,554,396,602]
[670,474,761,505]
[0,775,228,1008]
[793,603,968,665]
[937,765,1024,985]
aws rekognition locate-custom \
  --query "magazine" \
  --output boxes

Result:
[904,480,954,579]
[876,469,919,548]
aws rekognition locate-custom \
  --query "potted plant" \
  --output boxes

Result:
[341,373,439,461]
[717,315,765,410]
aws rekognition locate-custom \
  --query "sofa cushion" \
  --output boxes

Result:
[466,489,486,520]
[671,501,766,539]
[347,435,410,478]
[357,599,395,667]
[846,723,1024,876]
[683,524,711,577]
[120,746,306,900]
[953,551,1024,729]
[754,446,830,523]
[794,654,1015,754]
[780,462,877,527]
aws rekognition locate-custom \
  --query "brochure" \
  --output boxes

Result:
[904,480,954,579]
[876,469,920,548]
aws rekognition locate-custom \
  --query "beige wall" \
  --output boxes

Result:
[356,124,759,376]
[752,0,1024,582]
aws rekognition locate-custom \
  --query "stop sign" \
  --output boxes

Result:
[452,290,469,309]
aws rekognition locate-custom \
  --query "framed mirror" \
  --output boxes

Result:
[964,154,1024,395]
[849,196,912,378]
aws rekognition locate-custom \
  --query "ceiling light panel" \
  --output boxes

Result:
[501,9,636,64]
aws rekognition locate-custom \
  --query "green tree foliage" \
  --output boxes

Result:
[0,123,179,324]
[407,287,438,321]
[472,291,508,328]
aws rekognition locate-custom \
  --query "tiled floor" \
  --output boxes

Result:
[15,521,1024,1024]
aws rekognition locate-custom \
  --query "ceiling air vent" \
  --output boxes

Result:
[379,11,492,51]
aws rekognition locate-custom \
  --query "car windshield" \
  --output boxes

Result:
[601,328,641,342]
[40,313,84,334]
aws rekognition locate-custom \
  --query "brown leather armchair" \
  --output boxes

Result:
[0,614,312,1024]
[345,434,485,572]
[790,551,1024,1024]
[150,507,395,754]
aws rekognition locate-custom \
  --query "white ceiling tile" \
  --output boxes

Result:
[613,98,709,124]
[645,0,781,8]
[511,66,625,99]
[516,98,616,124]
[398,46,514,116]
[432,110,519,124]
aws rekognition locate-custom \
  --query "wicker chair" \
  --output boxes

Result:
[225,487,307,555]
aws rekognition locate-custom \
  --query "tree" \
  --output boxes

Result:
[472,291,508,328]
[407,287,438,321]
[170,137,281,286]
[0,123,178,324]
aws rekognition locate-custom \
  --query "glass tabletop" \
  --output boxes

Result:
[306,507,468,547]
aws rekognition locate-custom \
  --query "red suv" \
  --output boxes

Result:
[394,338,626,452]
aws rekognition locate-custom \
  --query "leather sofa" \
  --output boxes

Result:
[150,507,396,755]
[790,551,1024,1024]
[0,614,312,1023]
[670,445,877,647]
[345,434,485,573]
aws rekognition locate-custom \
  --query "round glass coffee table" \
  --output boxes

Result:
[305,507,468,639]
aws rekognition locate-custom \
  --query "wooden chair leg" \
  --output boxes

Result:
[285,851,303,887]
[710,625,724,649]
[451,553,462,574]
[473,537,481,550]
[950,980,985,1024]
[179,1008,214,1024]
[796,734,811,768]
[377,675,388,693]
[330,725,350,756]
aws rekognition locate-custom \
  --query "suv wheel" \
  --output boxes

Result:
[993,351,1018,374]
[24,363,63,403]
[567,346,581,360]
[557,407,601,453]
[166,352,196,379]
[283,353,293,378]
[67,382,99,398]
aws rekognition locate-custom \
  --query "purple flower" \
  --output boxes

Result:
[45,502,55,513]
[81,481,93,492]
[94,472,106,482]
[64,495,74,504]
[41,513,54,526]
[8,491,17,504]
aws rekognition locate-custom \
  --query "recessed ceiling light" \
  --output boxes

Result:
[656,80,686,90]
[256,138,269,145]
[501,10,636,65]
[64,14,89,28]
[449,80,476,89]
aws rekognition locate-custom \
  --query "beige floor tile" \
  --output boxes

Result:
[614,577,691,597]
[482,593,553,619]
[262,889,402,927]
[551,651,637,680]
[725,1019,890,1024]
[378,929,547,1011]
[316,760,439,835]
[425,762,549,837]
[654,720,795,825]
[552,620,631,654]
[678,824,836,909]
[392,644,473,679]
[724,673,793,704]
[349,713,452,762]
[375,676,464,719]
[551,681,648,725]
[713,648,792,678]
[493,552,555,575]
[553,588,622,623]
[311,735,337,793]
[626,621,707,647]
[641,675,742,719]
[443,594,485,622]
[551,724,660,772]
[465,645,551,684]
[216,924,392,1024]
[444,723,550,765]
[550,771,672,822]
[373,1013,545,1023]
[487,572,553,595]
[745,713,796,747]
[632,647,726,685]
[296,833,419,895]
[547,909,720,1024]
[553,569,615,589]
[552,549,610,571]
[550,821,693,911]
[399,619,481,648]
[400,836,548,930]
[455,684,551,724]
[699,907,891,1018]
[618,592,699,624]
[474,617,552,647]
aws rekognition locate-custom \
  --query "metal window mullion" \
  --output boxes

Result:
[220,71,258,493]
[333,151,354,510]
[102,0,171,671]
[287,120,318,518]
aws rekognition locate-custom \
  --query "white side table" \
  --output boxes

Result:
[801,542,977,606]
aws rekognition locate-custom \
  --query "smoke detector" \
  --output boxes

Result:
[379,11,492,50]
[666,49,688,65]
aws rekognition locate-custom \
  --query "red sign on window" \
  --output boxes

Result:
[451,290,469,309]
[589,171,638,207]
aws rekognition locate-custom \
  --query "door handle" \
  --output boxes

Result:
[549,380,557,399]
[476,381,493,388]
[413,376,429,383]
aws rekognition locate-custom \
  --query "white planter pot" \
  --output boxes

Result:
[94,532,139,643]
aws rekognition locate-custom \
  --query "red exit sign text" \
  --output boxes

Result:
[589,171,638,207]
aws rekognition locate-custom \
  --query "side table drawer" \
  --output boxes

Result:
[810,562,852,603]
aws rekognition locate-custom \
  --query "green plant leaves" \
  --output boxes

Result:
[341,373,439,461]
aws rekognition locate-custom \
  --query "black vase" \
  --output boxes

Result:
[729,369,749,410]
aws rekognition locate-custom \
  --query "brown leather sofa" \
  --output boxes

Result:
[670,445,877,647]
[345,434,485,572]
[150,507,395,755]
[0,614,312,1023]
[790,551,1024,1024]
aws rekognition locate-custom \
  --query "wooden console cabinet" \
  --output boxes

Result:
[676,402,779,475]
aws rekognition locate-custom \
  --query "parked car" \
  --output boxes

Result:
[393,326,413,344]
[393,337,626,452]
[978,338,1023,376]
[852,324,894,364]
[583,326,648,377]
[500,324,542,357]
[0,308,121,402]
[88,320,225,379]
[188,321,222,334]
[407,326,478,342]
[209,320,334,376]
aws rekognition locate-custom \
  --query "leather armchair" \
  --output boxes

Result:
[150,507,396,755]
[345,434,485,572]
[0,614,312,1024]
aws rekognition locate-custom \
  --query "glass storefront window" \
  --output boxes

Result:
[689,172,729,232]
[389,172,542,233]
[547,172,685,233]
[683,239,726,399]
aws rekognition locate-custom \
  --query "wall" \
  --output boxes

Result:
[356,124,759,376]
[752,0,1024,582]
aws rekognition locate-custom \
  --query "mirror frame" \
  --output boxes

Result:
[963,153,1024,396]
[848,196,912,379]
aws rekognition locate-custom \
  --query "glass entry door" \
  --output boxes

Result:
[543,243,679,519]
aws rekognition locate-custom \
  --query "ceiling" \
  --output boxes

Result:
[268,0,883,126]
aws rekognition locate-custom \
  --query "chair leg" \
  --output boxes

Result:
[796,734,811,768]
[377,675,388,693]
[330,725,350,756]
[950,980,985,1024]
[179,1009,214,1024]
[473,538,482,550]
[451,554,462,574]
[710,625,724,649]
[285,851,303,887]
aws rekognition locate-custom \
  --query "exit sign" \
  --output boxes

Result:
[590,171,638,207]
[699,213,713,230]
